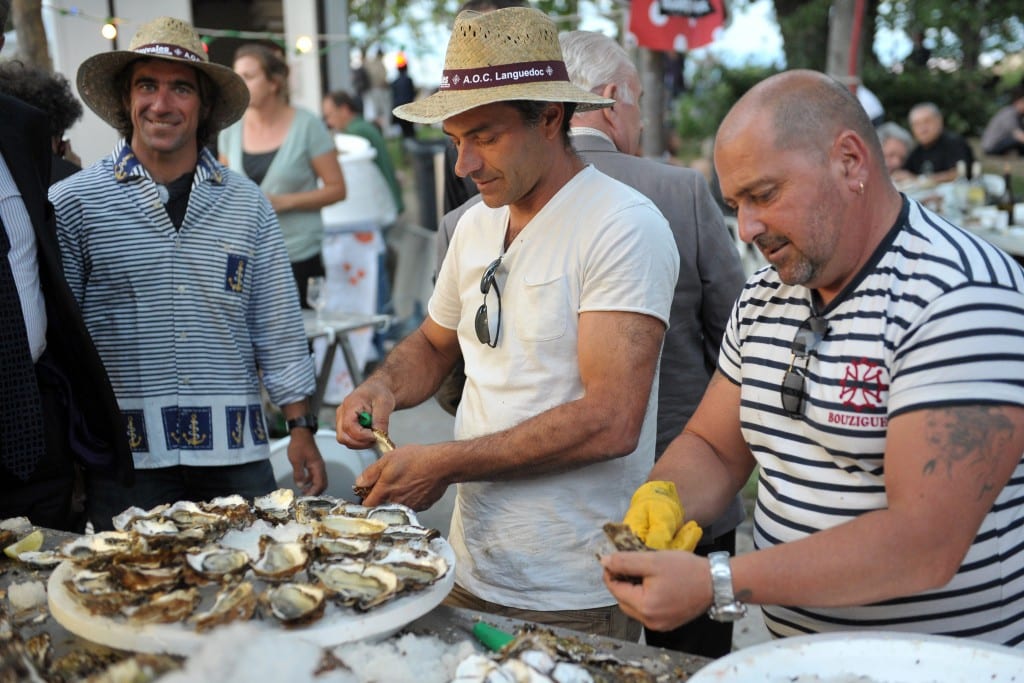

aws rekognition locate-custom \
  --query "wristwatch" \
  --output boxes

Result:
[707,551,747,622]
[286,414,319,435]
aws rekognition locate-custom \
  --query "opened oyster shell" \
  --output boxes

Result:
[261,583,327,626]
[184,545,250,582]
[60,531,143,568]
[294,496,339,524]
[316,514,389,539]
[312,559,399,610]
[191,581,259,632]
[365,502,420,527]
[250,535,310,581]
[253,488,295,523]
[122,587,201,624]
[202,494,254,527]
[110,561,183,593]
[372,545,449,591]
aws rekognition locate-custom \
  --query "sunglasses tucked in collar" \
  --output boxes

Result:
[780,314,828,418]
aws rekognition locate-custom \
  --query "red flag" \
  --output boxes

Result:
[628,0,725,52]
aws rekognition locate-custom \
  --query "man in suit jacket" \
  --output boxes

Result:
[0,92,132,531]
[1,0,130,532]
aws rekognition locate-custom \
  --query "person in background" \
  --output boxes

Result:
[390,53,416,140]
[876,121,915,183]
[603,69,1024,647]
[51,17,326,529]
[0,0,131,531]
[0,60,84,185]
[558,29,746,657]
[323,90,404,218]
[981,84,1024,157]
[219,43,346,309]
[338,7,678,640]
[440,0,531,215]
[903,101,974,184]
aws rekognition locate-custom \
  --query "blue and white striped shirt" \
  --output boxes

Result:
[720,196,1024,646]
[50,142,314,468]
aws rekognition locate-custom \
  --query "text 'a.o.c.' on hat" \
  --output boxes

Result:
[75,16,249,135]
[393,7,613,125]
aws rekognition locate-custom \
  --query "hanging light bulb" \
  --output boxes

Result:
[101,22,118,40]
[295,35,314,54]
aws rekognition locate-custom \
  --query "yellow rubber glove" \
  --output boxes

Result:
[669,520,703,552]
[623,481,684,550]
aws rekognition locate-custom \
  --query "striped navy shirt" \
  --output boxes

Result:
[50,142,314,468]
[720,197,1024,646]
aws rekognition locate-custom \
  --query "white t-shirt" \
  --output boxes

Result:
[429,165,678,609]
[719,197,1024,645]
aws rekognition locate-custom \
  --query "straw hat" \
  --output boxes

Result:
[393,7,612,124]
[76,16,249,134]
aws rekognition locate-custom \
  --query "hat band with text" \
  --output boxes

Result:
[440,60,568,91]
[132,43,205,64]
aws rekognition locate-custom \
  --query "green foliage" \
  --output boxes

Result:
[674,63,780,146]
[774,0,831,70]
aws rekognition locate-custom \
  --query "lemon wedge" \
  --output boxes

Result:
[4,529,44,559]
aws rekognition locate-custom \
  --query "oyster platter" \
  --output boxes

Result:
[46,489,454,655]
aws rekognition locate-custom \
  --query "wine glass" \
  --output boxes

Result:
[306,276,327,325]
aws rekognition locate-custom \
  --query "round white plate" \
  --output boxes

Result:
[48,538,455,656]
[690,631,1024,682]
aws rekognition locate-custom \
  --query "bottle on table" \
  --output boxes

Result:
[967,161,986,209]
[996,163,1016,227]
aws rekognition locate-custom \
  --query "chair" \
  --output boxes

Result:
[269,430,455,536]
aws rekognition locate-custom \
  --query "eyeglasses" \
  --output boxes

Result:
[780,315,828,418]
[474,256,502,347]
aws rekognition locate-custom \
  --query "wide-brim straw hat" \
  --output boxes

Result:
[394,7,613,124]
[76,16,249,134]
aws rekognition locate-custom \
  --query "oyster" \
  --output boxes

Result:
[191,581,259,632]
[366,502,420,527]
[253,488,295,523]
[316,514,389,539]
[60,531,142,568]
[379,524,441,544]
[112,504,169,532]
[127,517,180,539]
[294,496,339,524]
[312,534,375,559]
[312,559,398,610]
[110,561,183,593]
[261,583,327,626]
[250,535,310,581]
[329,501,371,517]
[122,587,201,624]
[166,500,228,535]
[372,545,449,590]
[65,569,140,616]
[16,550,64,568]
[602,522,651,552]
[202,494,254,527]
[184,545,250,582]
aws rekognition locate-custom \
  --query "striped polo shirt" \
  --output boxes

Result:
[720,197,1024,646]
[50,142,314,468]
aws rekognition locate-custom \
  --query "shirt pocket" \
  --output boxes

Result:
[515,274,568,342]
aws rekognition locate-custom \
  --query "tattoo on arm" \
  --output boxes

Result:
[922,406,1014,500]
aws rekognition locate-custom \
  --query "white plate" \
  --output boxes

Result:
[690,631,1024,682]
[47,538,455,656]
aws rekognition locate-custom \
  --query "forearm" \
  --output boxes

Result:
[434,390,645,484]
[733,507,962,609]
[365,327,457,410]
[271,184,346,213]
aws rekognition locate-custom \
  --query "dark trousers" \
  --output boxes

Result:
[0,351,81,531]
[85,460,277,531]
[643,529,737,658]
[291,253,326,310]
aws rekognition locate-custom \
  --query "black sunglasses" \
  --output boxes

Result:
[780,315,828,418]
[474,256,503,347]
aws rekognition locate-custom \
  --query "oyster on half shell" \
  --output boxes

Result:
[253,488,295,523]
[316,514,389,540]
[250,535,310,581]
[372,545,449,591]
[122,587,201,624]
[261,583,327,626]
[312,560,399,610]
[366,502,420,527]
[184,545,250,582]
[191,581,259,632]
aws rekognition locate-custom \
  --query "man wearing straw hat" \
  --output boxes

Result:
[50,16,326,530]
[337,7,679,639]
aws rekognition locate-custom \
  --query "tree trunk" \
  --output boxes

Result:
[826,0,856,86]
[640,47,666,159]
[11,0,51,71]
[774,0,831,70]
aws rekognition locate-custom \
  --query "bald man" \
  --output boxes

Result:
[603,69,1024,647]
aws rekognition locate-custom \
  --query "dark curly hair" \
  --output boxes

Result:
[0,61,83,140]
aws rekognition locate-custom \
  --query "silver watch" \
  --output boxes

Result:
[707,551,747,622]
